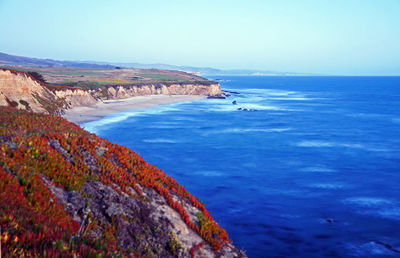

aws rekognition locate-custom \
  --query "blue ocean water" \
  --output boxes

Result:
[83,76,400,257]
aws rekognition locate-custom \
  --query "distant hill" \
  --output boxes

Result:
[0,52,115,69]
[85,61,306,76]
[0,51,311,76]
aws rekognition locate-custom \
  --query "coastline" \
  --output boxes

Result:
[63,94,206,124]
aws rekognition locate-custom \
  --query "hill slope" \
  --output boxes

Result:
[0,51,115,69]
[0,107,245,257]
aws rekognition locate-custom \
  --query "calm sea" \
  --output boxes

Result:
[83,76,400,257]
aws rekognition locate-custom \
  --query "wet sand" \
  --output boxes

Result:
[63,95,205,124]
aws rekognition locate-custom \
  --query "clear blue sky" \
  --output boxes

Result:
[1,0,399,75]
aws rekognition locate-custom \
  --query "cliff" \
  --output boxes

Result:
[95,82,223,100]
[0,68,225,114]
[57,82,224,109]
[0,69,63,114]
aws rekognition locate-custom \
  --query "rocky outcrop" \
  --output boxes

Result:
[44,178,244,257]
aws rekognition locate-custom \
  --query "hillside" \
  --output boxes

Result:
[0,52,114,69]
[0,106,245,257]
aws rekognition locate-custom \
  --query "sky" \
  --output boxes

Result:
[0,0,399,75]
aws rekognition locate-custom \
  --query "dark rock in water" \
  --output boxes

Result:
[375,241,400,253]
[236,107,257,112]
[232,100,237,105]
[207,94,226,99]
[326,218,338,223]
[314,234,332,239]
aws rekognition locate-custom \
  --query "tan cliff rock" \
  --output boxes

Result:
[0,69,59,113]
[101,83,223,99]
[54,88,98,107]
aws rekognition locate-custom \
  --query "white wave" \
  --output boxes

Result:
[235,88,319,101]
[301,166,336,172]
[347,113,387,119]
[83,113,133,133]
[341,143,365,148]
[142,138,177,143]
[271,97,315,101]
[209,103,277,112]
[82,105,180,133]
[193,170,225,177]
[205,127,292,135]
[228,208,244,215]
[153,121,181,125]
[297,141,395,153]
[170,116,200,122]
[308,183,346,189]
[343,197,394,207]
[392,117,400,124]
[297,141,365,149]
[346,241,399,256]
[377,208,400,220]
[148,126,178,129]
[297,141,335,147]
[365,147,393,152]
[344,197,400,221]
[209,102,296,112]
[206,88,311,112]
[239,88,297,96]
[239,103,285,110]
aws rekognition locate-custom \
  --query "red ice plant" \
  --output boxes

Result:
[0,104,232,256]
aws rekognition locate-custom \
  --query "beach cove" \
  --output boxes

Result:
[63,94,205,124]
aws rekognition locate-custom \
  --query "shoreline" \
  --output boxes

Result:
[63,94,206,124]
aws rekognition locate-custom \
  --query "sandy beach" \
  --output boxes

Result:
[63,95,206,124]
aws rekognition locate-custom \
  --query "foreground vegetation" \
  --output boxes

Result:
[0,107,234,257]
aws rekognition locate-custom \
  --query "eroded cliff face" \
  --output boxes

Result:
[54,88,97,107]
[0,69,224,112]
[101,83,223,100]
[0,69,59,113]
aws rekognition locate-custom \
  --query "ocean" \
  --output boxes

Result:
[83,76,400,257]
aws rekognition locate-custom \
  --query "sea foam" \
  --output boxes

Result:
[343,197,394,207]
[83,105,180,133]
